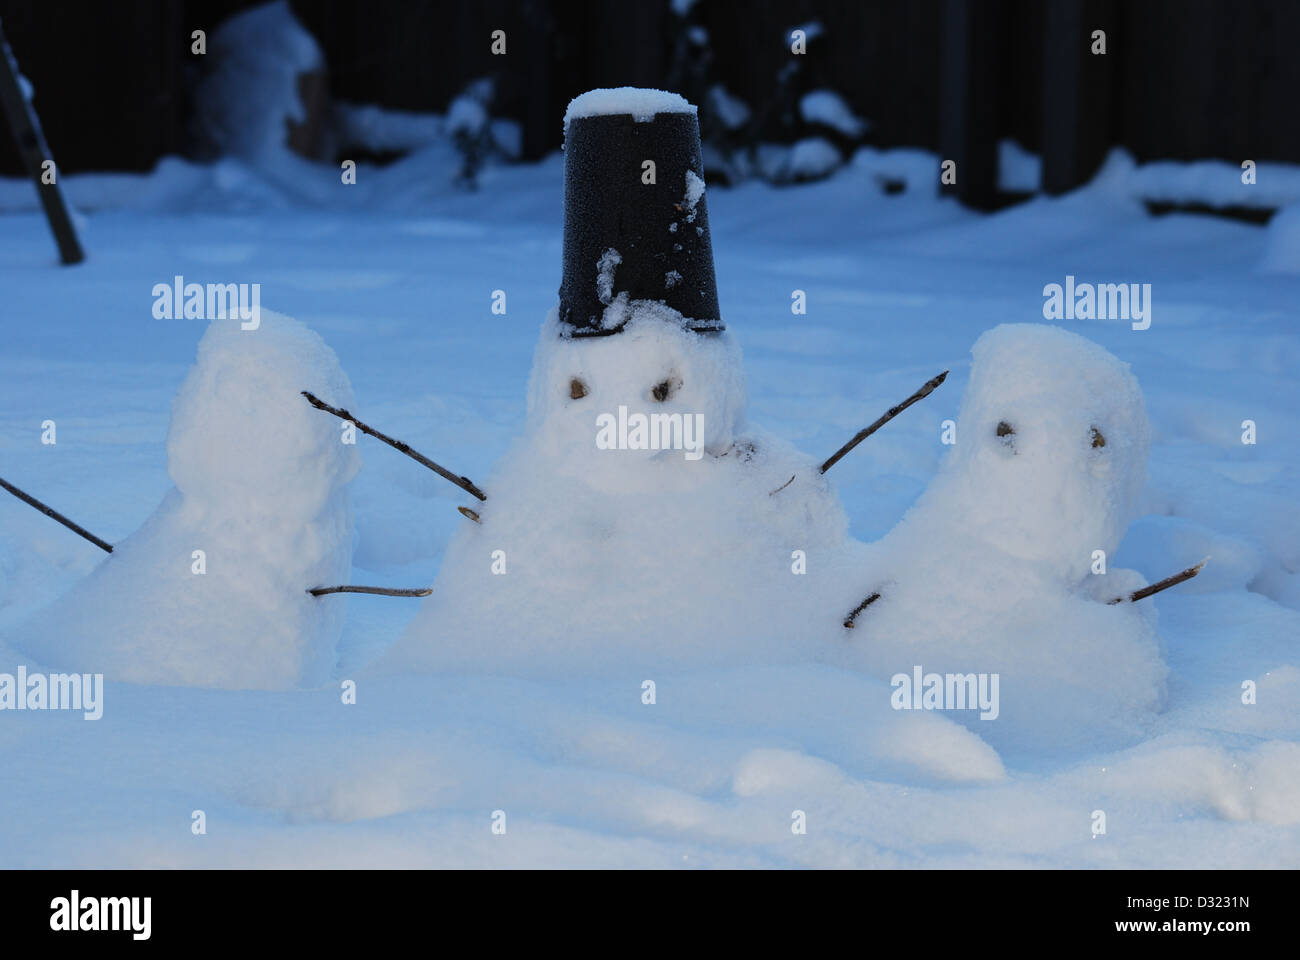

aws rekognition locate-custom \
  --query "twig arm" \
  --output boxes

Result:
[844,559,1207,631]
[302,391,487,501]
[308,585,432,598]
[1108,558,1208,605]
[843,591,881,629]
[0,475,113,553]
[820,371,948,475]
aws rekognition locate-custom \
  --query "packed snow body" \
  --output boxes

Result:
[837,324,1165,757]
[383,303,874,676]
[9,311,359,689]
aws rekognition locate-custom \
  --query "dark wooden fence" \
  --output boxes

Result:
[2,0,1297,205]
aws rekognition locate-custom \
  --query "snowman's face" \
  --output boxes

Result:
[934,324,1149,585]
[524,307,747,493]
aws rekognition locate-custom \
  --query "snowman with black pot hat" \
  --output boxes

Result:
[383,88,885,677]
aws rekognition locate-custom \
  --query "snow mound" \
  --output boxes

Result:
[10,311,359,689]
[788,138,843,181]
[850,146,944,196]
[1084,148,1300,211]
[193,0,322,166]
[1095,735,1300,826]
[836,325,1165,756]
[998,139,1042,192]
[799,90,868,138]
[381,307,869,677]
[564,88,696,129]
[446,94,489,138]
[333,102,443,153]
[1260,203,1300,274]
[1129,157,1300,210]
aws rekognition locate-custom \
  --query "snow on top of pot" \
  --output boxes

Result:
[564,87,696,130]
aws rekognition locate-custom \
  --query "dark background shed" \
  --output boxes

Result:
[1,0,1296,205]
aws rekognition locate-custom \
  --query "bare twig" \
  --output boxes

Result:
[819,371,948,475]
[0,475,113,553]
[302,391,486,501]
[308,585,432,598]
[1108,558,1208,605]
[842,591,881,629]
[769,474,795,496]
[458,506,481,524]
[843,557,1207,631]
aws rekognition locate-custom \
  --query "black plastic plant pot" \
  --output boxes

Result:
[558,108,723,337]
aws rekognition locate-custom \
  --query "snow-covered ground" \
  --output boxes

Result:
[1,144,1297,867]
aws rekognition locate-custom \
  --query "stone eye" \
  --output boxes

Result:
[651,377,680,402]
[569,378,588,400]
[995,420,1016,452]
[1090,426,1106,448]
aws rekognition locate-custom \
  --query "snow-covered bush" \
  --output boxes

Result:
[799,89,868,139]
[664,8,868,186]
[332,77,522,190]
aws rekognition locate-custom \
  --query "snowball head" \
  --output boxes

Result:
[168,311,361,526]
[929,323,1149,584]
[524,306,747,494]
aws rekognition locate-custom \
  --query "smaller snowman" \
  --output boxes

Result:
[836,324,1168,756]
[11,311,360,689]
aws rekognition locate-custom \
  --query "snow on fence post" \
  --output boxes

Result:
[558,89,722,337]
[0,17,84,265]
